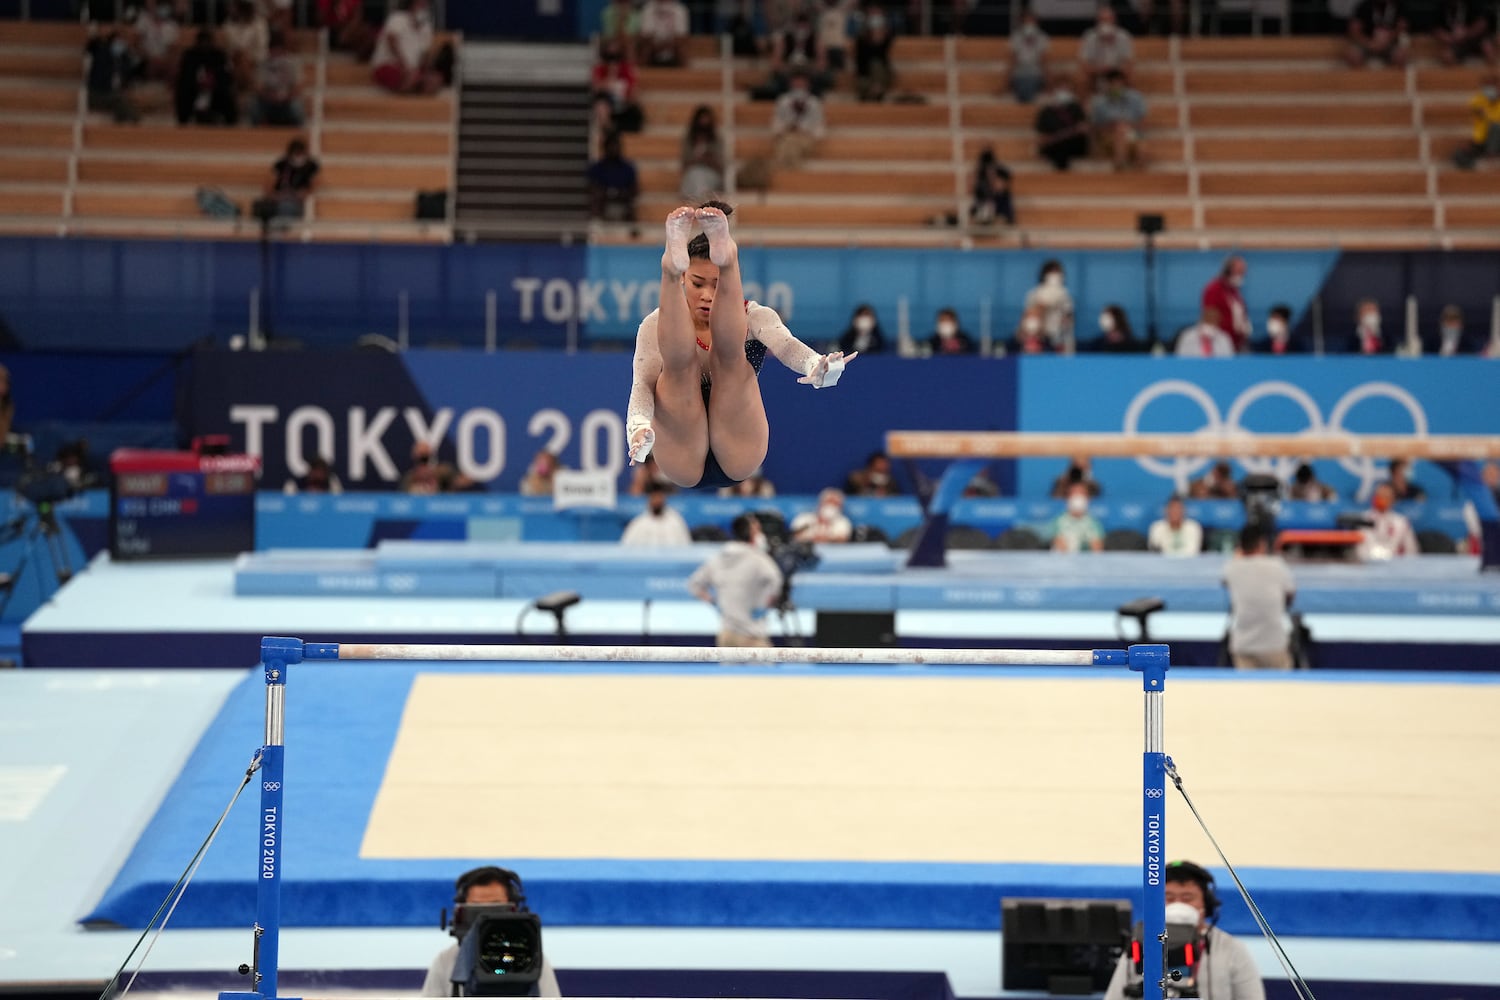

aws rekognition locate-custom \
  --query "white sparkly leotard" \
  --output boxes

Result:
[626,300,831,448]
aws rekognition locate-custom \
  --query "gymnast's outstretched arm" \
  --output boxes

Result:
[626,311,663,463]
[750,304,856,387]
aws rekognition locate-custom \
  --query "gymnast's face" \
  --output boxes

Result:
[683,260,720,325]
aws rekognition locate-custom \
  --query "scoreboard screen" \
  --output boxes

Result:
[110,448,259,560]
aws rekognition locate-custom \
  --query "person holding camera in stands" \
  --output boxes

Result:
[1104,860,1265,1000]
[688,513,785,651]
[422,865,561,997]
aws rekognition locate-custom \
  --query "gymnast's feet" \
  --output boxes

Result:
[696,205,736,268]
[663,206,695,276]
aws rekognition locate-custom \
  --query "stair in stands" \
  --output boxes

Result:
[454,42,591,242]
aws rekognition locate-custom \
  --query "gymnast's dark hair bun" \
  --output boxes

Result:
[698,199,734,217]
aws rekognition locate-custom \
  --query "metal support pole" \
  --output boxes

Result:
[221,638,305,1000]
[1131,643,1170,1000]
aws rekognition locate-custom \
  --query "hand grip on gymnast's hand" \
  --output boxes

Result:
[801,351,855,388]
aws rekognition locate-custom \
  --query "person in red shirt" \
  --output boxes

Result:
[591,37,642,133]
[1200,255,1251,352]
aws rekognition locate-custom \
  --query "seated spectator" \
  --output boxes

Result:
[223,1,269,96]
[1437,0,1496,65]
[718,468,776,498]
[1191,460,1238,500]
[772,71,826,169]
[1147,495,1202,557]
[1089,69,1145,171]
[249,31,303,126]
[318,0,376,60]
[1435,303,1480,356]
[600,0,640,48]
[1175,306,1235,357]
[592,39,644,133]
[1035,78,1089,171]
[1263,303,1294,354]
[1050,456,1102,499]
[680,105,725,200]
[621,483,693,545]
[1051,483,1104,553]
[1452,71,1500,169]
[1086,304,1140,352]
[84,25,143,123]
[1353,299,1390,354]
[852,5,894,102]
[1346,0,1409,68]
[791,487,853,543]
[970,146,1015,225]
[519,449,562,496]
[1287,462,1337,502]
[637,0,690,67]
[135,2,181,83]
[1359,482,1418,559]
[48,440,99,492]
[838,303,886,355]
[373,0,442,95]
[816,0,854,74]
[283,455,343,494]
[400,441,452,494]
[260,137,318,218]
[844,450,900,497]
[587,132,639,223]
[1008,8,1049,104]
[176,29,239,125]
[1384,458,1426,502]
[926,307,976,355]
[769,10,831,97]
[1009,307,1051,354]
[1023,259,1074,351]
[1077,5,1133,92]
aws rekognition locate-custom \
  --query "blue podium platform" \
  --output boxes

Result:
[233,541,1500,617]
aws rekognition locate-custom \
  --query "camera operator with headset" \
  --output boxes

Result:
[422,865,561,998]
[1104,860,1264,1000]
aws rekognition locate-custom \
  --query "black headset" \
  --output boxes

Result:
[1165,860,1221,924]
[453,865,528,911]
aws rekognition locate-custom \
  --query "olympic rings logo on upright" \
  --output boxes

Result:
[1121,379,1429,498]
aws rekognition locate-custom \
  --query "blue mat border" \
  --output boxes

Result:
[83,663,1500,941]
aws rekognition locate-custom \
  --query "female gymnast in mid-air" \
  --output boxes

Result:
[626,201,854,489]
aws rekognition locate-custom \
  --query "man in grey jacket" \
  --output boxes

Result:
[688,514,784,650]
[1104,860,1264,1000]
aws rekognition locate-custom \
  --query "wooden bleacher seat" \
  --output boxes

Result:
[322,90,453,124]
[315,195,417,222]
[0,155,69,182]
[1198,170,1428,196]
[1194,134,1419,162]
[1012,172,1189,197]
[84,123,304,154]
[1191,101,1412,128]
[1186,67,1405,94]
[5,121,74,148]
[962,132,1184,163]
[71,189,203,218]
[1443,203,1500,229]
[1436,171,1500,197]
[76,156,266,186]
[0,188,64,215]
[0,50,79,80]
[0,20,84,45]
[1013,202,1193,230]
[1178,36,1347,60]
[1204,204,1436,229]
[754,168,955,197]
[0,83,77,114]
[320,127,452,157]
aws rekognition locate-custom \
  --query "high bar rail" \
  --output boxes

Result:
[297,642,1114,667]
[885,430,1500,460]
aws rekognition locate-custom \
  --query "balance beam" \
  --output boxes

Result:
[885,431,1500,461]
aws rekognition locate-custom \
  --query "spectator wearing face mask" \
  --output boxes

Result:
[1077,5,1133,93]
[1453,71,1500,169]
[1022,260,1075,352]
[84,24,143,123]
[1359,483,1418,559]
[134,1,180,83]
[844,451,900,497]
[1352,299,1390,355]
[177,28,239,126]
[926,308,976,355]
[1200,255,1251,352]
[1035,77,1089,171]
[1087,304,1139,352]
[1433,304,1480,356]
[372,0,442,95]
[621,482,694,546]
[1008,8,1050,104]
[771,12,830,97]
[1287,463,1337,502]
[1175,306,1236,357]
[1089,69,1146,171]
[838,304,886,355]
[1051,483,1104,553]
[1262,304,1294,354]
[791,488,854,543]
[1010,306,1050,354]
[772,70,825,169]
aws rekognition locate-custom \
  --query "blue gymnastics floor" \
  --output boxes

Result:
[83,659,1500,945]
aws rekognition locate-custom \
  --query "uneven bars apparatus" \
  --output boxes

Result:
[884,430,1500,569]
[223,638,1174,1000]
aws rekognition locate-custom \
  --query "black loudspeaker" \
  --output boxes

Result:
[1001,897,1132,995]
[814,611,896,649]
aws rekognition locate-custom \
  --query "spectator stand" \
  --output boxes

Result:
[0,18,456,242]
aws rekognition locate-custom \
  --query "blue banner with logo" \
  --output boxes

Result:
[1018,357,1500,500]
